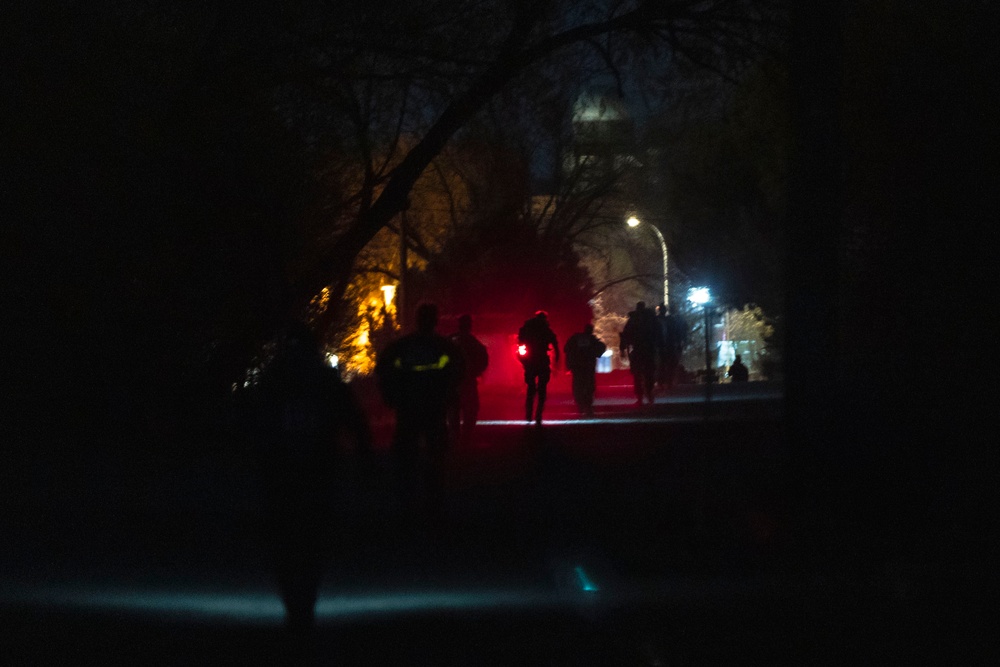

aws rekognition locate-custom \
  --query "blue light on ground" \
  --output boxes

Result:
[574,567,600,593]
[3,575,806,627]
[3,583,565,625]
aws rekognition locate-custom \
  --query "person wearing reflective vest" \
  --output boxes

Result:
[376,303,463,519]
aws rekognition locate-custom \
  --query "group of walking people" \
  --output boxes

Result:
[370,301,697,458]
[249,301,701,636]
[518,309,617,422]
[250,304,576,637]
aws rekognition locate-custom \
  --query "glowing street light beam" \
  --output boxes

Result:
[626,216,669,308]
[688,287,716,387]
[688,287,711,306]
[380,284,396,308]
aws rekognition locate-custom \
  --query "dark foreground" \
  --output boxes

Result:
[3,384,995,665]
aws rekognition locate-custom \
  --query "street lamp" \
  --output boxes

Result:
[380,284,396,309]
[626,216,669,308]
[398,198,411,330]
[687,287,714,524]
[688,287,716,384]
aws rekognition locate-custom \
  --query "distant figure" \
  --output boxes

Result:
[376,303,463,520]
[448,314,490,445]
[255,321,374,634]
[620,301,660,405]
[656,302,688,391]
[564,323,606,417]
[728,354,750,382]
[517,310,559,425]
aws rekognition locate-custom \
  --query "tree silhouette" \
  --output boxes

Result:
[5,1,782,444]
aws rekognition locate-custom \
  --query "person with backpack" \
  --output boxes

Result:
[448,313,490,445]
[563,323,606,418]
[517,310,559,425]
[620,301,661,405]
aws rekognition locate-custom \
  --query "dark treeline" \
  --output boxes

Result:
[786,1,998,571]
[5,1,778,449]
[6,5,306,451]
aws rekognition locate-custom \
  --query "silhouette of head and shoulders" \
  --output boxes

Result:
[519,310,558,363]
[728,354,749,382]
[376,303,463,406]
[450,314,489,379]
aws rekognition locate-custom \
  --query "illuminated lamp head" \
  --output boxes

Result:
[688,287,711,306]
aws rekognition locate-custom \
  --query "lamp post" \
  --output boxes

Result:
[688,287,716,385]
[626,216,669,308]
[380,284,397,328]
[398,198,410,330]
[687,287,713,529]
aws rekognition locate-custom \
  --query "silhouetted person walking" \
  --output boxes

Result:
[564,323,606,417]
[518,310,559,425]
[620,301,660,405]
[254,321,374,637]
[727,354,749,382]
[448,314,489,445]
[657,302,688,391]
[376,303,463,522]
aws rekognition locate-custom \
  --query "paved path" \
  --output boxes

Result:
[3,381,992,664]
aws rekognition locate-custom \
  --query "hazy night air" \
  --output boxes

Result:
[4,1,995,662]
